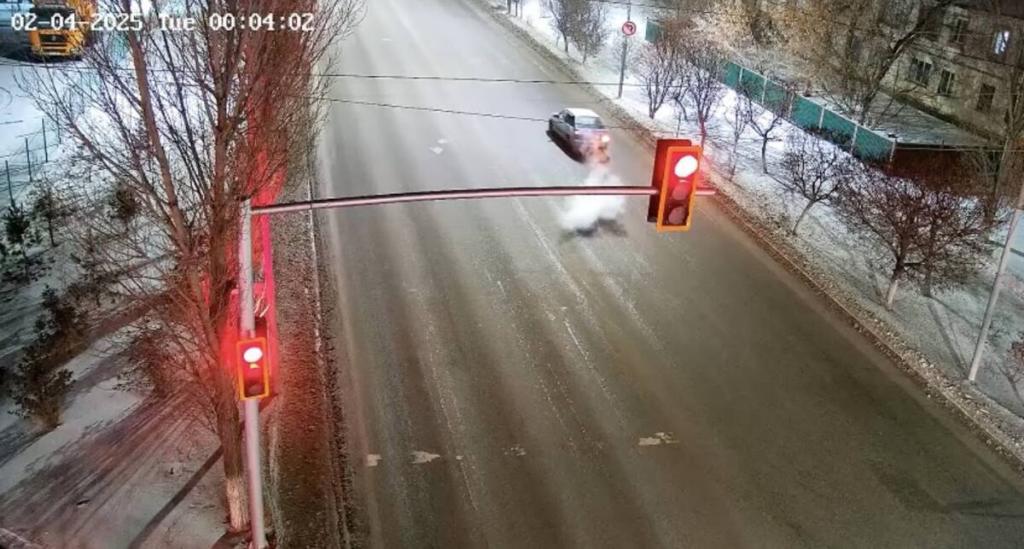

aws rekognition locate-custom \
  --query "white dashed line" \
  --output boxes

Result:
[411,450,442,464]
[638,432,679,447]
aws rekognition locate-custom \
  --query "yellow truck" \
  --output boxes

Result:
[28,0,94,59]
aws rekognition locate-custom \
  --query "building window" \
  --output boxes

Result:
[977,84,996,112]
[937,70,955,96]
[993,30,1011,58]
[909,58,933,86]
[950,18,968,45]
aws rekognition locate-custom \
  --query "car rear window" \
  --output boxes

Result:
[575,116,604,129]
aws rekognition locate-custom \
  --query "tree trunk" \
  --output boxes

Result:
[562,33,569,53]
[699,119,707,148]
[730,138,740,179]
[217,395,248,532]
[791,201,814,235]
[857,88,878,126]
[923,268,934,298]
[47,218,55,247]
[885,276,900,310]
[761,137,769,174]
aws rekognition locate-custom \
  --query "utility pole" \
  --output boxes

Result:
[238,199,268,549]
[617,0,632,99]
[969,199,1023,382]
[25,138,32,183]
[5,161,12,204]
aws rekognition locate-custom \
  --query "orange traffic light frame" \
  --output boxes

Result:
[237,336,270,400]
[648,139,703,232]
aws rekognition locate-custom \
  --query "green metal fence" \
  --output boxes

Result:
[721,62,895,163]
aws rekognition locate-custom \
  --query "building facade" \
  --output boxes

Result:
[886,1,1024,139]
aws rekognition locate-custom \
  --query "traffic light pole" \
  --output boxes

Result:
[238,199,267,549]
[236,182,713,546]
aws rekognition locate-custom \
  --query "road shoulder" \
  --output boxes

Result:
[265,113,356,548]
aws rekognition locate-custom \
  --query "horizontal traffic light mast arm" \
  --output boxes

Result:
[252,185,714,216]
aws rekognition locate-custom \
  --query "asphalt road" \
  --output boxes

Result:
[316,0,1024,546]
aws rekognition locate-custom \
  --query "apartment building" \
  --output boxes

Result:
[888,1,1024,139]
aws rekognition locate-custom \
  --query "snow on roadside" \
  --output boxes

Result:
[486,0,1024,421]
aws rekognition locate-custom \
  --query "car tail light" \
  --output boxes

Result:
[600,134,610,144]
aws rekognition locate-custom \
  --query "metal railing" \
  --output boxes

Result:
[0,117,62,214]
[721,62,897,163]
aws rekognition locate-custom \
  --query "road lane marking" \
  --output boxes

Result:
[430,146,444,155]
[366,454,382,467]
[638,432,679,447]
[505,445,527,457]
[411,451,443,464]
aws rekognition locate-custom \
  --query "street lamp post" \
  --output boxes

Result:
[969,205,1023,382]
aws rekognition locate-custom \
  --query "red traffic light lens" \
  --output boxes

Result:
[242,346,264,364]
[674,155,699,178]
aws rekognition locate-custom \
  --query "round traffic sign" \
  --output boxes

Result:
[622,20,637,36]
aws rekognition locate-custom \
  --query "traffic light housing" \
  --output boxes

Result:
[237,337,270,400]
[648,139,703,232]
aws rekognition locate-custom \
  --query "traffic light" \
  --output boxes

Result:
[237,337,270,400]
[648,139,703,232]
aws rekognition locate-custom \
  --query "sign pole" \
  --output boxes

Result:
[617,1,633,99]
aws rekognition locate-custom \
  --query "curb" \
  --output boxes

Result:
[474,0,1024,472]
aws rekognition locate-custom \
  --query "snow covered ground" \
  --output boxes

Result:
[0,52,224,548]
[0,334,224,548]
[0,60,65,213]
[491,0,1024,420]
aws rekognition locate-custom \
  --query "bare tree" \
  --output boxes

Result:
[835,170,994,309]
[917,188,993,298]
[26,0,363,532]
[570,0,608,64]
[739,85,788,174]
[778,131,857,235]
[836,172,928,309]
[727,92,748,179]
[680,37,725,147]
[633,18,688,119]
[547,0,581,54]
